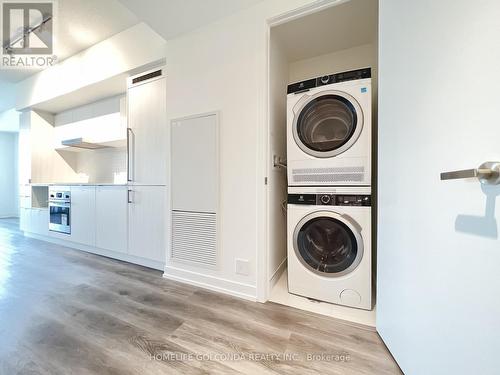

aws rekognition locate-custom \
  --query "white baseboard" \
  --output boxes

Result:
[269,257,287,290]
[24,232,165,271]
[163,265,257,302]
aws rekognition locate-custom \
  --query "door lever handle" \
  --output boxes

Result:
[441,162,500,185]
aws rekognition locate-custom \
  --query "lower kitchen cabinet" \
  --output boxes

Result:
[20,208,31,232]
[96,186,128,253]
[30,208,49,236]
[70,186,96,246]
[21,208,48,236]
[128,185,166,263]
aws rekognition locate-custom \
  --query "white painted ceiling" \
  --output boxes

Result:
[117,0,264,40]
[0,0,139,84]
[0,0,264,113]
[272,0,378,62]
[0,0,139,111]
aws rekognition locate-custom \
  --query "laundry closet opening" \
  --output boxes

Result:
[266,0,378,327]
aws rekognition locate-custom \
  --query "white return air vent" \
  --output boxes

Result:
[170,112,219,269]
[172,211,217,267]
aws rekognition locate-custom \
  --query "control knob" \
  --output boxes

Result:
[320,195,331,204]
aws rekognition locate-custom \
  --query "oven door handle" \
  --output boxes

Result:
[49,203,71,208]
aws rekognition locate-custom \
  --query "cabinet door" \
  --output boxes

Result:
[96,186,127,254]
[20,208,31,232]
[31,209,49,236]
[70,186,96,246]
[127,78,167,185]
[128,186,165,263]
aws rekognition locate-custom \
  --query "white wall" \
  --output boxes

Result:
[0,132,19,217]
[0,109,20,132]
[16,23,166,110]
[289,43,376,82]
[0,83,16,113]
[75,148,126,184]
[162,0,320,300]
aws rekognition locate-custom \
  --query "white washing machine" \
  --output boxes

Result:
[287,68,372,186]
[287,186,372,310]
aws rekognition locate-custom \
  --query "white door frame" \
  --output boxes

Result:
[256,0,348,302]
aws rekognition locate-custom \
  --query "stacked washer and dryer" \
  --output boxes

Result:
[286,68,373,310]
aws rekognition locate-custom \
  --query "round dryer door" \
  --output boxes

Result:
[293,91,363,158]
[293,211,363,277]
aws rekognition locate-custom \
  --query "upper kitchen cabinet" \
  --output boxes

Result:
[54,96,127,151]
[127,67,167,186]
[19,110,79,184]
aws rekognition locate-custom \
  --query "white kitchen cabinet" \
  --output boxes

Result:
[127,76,167,185]
[20,195,31,209]
[20,208,48,235]
[128,185,166,263]
[30,209,49,236]
[96,186,128,254]
[20,208,31,232]
[70,186,96,246]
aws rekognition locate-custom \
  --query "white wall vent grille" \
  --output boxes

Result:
[172,210,217,267]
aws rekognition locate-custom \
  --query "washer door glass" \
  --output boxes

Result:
[296,94,358,155]
[296,216,358,274]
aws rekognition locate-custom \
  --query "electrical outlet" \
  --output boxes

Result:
[235,259,250,276]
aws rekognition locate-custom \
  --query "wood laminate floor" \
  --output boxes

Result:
[0,219,401,375]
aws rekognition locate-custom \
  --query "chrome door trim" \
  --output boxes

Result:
[292,210,364,278]
[292,90,364,159]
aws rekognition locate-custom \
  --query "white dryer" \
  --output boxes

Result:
[287,68,372,186]
[287,186,372,310]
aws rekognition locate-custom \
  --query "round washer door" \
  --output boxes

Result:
[293,211,363,277]
[292,91,363,158]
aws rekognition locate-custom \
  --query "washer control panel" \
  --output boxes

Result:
[288,194,371,207]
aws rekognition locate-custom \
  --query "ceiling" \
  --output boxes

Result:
[0,0,265,113]
[272,0,378,62]
[0,0,139,84]
[0,0,139,112]
[117,0,264,40]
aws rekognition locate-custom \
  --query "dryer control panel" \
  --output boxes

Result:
[288,194,371,207]
[287,67,371,94]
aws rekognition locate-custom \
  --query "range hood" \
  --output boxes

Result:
[61,138,108,150]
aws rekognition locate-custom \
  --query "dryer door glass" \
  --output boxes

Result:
[296,95,358,155]
[296,216,358,274]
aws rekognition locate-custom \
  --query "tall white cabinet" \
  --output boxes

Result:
[127,70,167,186]
[126,67,167,268]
